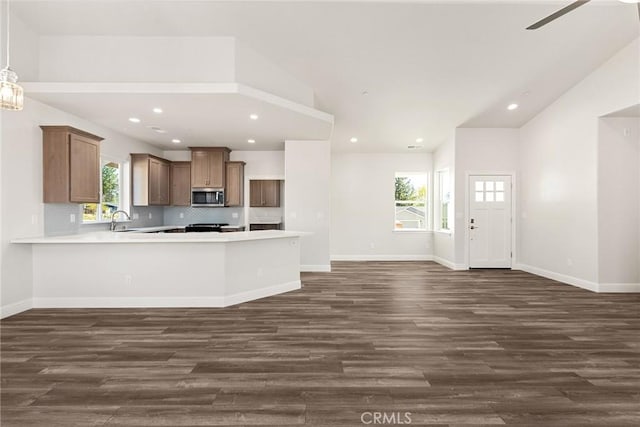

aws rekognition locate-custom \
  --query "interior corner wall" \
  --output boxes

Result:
[330,152,433,261]
[432,137,456,265]
[1,97,162,318]
[453,128,519,267]
[284,141,331,271]
[597,117,640,284]
[518,38,640,286]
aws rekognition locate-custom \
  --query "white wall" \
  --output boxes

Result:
[454,128,519,266]
[38,36,236,83]
[598,117,640,285]
[432,136,456,267]
[1,97,161,317]
[518,38,640,286]
[285,141,331,271]
[330,152,433,260]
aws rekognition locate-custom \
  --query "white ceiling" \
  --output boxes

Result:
[24,83,334,150]
[12,0,640,153]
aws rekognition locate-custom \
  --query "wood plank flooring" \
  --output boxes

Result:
[2,261,639,426]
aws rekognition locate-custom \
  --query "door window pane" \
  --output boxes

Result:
[496,181,504,191]
[475,192,484,202]
[486,191,494,202]
[485,181,494,191]
[475,181,484,191]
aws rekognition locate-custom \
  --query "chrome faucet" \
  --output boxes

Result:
[110,210,131,231]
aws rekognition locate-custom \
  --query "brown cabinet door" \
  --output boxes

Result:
[171,162,191,206]
[148,158,170,205]
[249,180,262,207]
[190,151,210,187]
[69,134,100,203]
[209,150,226,188]
[225,162,244,207]
[261,180,281,207]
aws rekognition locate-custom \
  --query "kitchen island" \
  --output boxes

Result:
[12,230,303,308]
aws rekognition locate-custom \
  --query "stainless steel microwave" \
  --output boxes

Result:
[191,188,224,207]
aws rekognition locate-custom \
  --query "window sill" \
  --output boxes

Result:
[82,220,132,225]
[392,229,432,233]
[435,229,453,236]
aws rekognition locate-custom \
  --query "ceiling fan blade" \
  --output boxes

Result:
[526,0,591,30]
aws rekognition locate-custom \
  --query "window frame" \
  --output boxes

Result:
[82,155,129,224]
[393,172,430,232]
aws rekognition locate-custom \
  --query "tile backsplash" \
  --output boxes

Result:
[44,204,246,235]
[44,204,164,236]
[163,206,244,226]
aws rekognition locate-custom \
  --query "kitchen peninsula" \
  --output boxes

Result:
[13,230,303,308]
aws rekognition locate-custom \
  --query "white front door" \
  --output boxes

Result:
[469,175,512,268]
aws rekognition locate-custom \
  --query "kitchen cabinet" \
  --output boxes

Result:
[190,147,230,188]
[41,126,104,203]
[250,223,281,231]
[170,162,191,206]
[225,161,245,207]
[131,154,170,206]
[249,180,281,207]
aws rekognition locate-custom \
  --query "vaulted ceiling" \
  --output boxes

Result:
[11,0,640,152]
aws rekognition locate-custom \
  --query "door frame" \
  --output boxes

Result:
[464,171,517,269]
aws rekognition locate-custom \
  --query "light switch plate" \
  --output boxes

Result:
[148,213,153,219]
[69,214,75,223]
[179,212,184,219]
[232,212,238,219]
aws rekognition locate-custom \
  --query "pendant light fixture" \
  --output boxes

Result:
[0,0,24,111]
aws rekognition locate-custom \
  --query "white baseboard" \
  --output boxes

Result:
[330,255,433,261]
[432,256,467,270]
[598,283,640,293]
[301,264,332,272]
[224,280,302,305]
[515,263,600,292]
[0,298,33,319]
[32,281,302,309]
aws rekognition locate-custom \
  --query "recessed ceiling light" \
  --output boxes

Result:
[249,114,259,120]
[247,139,256,144]
[350,137,358,143]
[153,107,163,114]
[408,145,423,150]
[416,138,424,143]
[171,139,181,144]
[129,117,141,123]
[507,103,519,111]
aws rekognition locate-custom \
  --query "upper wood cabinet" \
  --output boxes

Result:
[41,126,103,203]
[131,154,170,206]
[170,162,191,206]
[225,161,245,207]
[190,147,230,188]
[250,179,281,207]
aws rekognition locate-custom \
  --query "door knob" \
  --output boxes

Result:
[470,225,478,229]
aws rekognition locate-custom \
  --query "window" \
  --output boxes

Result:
[436,169,452,231]
[394,173,428,230]
[475,180,505,203]
[83,158,125,222]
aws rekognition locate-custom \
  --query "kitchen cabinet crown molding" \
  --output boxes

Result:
[40,126,104,142]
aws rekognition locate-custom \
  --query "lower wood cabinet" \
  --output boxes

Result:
[41,126,104,203]
[131,154,170,206]
[249,223,281,231]
[170,162,191,206]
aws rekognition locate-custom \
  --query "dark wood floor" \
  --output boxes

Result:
[1,261,639,426]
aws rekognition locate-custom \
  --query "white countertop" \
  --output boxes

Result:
[12,230,306,244]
